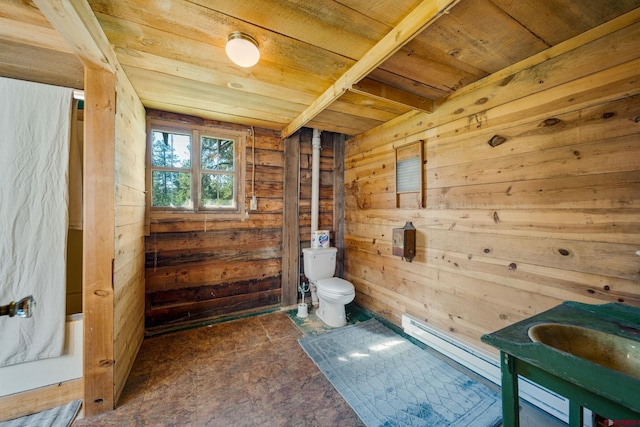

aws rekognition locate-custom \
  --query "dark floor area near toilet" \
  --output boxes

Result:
[72,304,566,426]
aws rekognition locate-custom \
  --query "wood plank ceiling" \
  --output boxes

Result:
[2,0,640,137]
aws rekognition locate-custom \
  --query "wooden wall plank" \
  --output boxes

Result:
[146,259,282,294]
[83,67,116,415]
[146,289,281,328]
[113,67,147,404]
[145,229,281,252]
[345,208,640,245]
[281,132,300,307]
[149,213,285,233]
[427,171,640,210]
[0,379,82,422]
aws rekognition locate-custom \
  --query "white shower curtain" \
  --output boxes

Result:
[0,77,72,367]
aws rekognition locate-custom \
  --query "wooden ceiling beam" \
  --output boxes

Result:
[350,78,435,113]
[281,0,460,137]
[32,0,118,71]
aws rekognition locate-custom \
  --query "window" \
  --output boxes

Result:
[147,120,245,215]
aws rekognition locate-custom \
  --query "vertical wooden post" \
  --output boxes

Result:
[282,132,301,307]
[332,133,345,277]
[500,352,520,427]
[83,68,116,415]
[568,401,583,427]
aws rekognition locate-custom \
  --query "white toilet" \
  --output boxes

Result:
[302,247,355,327]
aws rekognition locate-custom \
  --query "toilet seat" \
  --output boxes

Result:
[316,277,354,296]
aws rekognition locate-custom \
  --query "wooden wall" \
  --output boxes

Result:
[144,114,337,333]
[113,70,147,402]
[344,18,640,354]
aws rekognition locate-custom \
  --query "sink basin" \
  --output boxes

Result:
[528,323,640,380]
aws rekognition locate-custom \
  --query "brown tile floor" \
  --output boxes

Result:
[72,308,567,427]
[72,311,364,427]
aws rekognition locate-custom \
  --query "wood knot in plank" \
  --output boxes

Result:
[541,118,561,127]
[602,112,615,119]
[499,75,515,87]
[558,248,570,256]
[493,211,500,223]
[93,290,110,297]
[99,359,115,367]
[487,135,507,147]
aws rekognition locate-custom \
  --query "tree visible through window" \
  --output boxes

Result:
[151,130,192,208]
[148,123,243,212]
[200,136,235,208]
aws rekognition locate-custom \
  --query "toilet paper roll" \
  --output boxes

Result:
[311,230,330,248]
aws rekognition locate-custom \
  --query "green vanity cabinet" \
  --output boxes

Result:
[482,302,640,427]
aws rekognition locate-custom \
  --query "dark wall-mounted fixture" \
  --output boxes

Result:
[392,222,416,262]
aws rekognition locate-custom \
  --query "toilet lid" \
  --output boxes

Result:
[316,277,354,295]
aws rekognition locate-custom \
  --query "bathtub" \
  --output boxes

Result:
[0,313,83,397]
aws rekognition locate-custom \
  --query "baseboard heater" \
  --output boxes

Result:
[402,314,586,425]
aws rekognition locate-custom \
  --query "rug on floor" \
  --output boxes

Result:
[0,400,81,427]
[298,319,502,427]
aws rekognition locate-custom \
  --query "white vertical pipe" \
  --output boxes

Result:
[311,129,321,236]
[309,129,322,306]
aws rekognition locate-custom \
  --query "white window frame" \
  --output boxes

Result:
[145,119,246,220]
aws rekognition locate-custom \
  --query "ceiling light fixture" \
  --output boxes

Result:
[225,31,260,68]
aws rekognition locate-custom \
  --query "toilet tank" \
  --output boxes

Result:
[302,247,337,281]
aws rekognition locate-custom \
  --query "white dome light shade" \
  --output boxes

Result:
[225,32,260,68]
